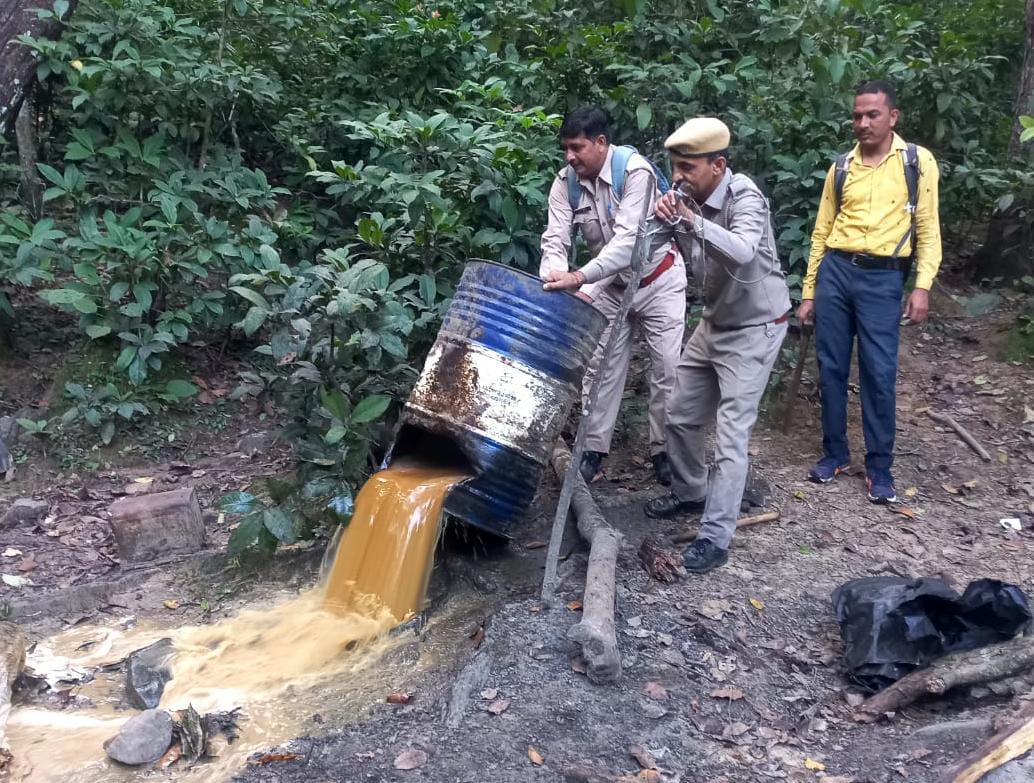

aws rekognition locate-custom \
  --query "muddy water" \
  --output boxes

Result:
[323,462,469,621]
[7,461,474,782]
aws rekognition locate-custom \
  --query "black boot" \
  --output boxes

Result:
[681,539,728,573]
[579,450,604,484]
[651,452,672,486]
[644,492,705,519]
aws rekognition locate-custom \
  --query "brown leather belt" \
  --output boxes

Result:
[609,245,676,293]
[708,310,790,332]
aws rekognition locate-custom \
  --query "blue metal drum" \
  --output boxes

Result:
[390,261,607,537]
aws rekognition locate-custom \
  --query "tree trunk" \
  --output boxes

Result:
[0,0,78,136]
[15,90,42,219]
[1010,0,1034,158]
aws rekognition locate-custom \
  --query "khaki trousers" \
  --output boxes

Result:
[582,262,686,456]
[667,319,787,548]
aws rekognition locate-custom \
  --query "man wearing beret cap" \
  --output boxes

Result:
[643,117,791,574]
[540,106,688,488]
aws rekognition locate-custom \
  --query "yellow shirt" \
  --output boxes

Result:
[803,133,942,299]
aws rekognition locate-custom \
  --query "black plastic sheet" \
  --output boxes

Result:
[832,577,1033,692]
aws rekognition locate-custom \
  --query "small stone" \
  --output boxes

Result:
[125,639,174,710]
[1,499,49,530]
[104,709,173,765]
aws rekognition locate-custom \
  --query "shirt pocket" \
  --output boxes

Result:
[573,210,606,256]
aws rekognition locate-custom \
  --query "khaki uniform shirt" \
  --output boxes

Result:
[670,170,789,328]
[539,145,675,299]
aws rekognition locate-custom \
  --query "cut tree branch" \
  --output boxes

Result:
[671,511,780,546]
[945,697,1034,783]
[857,635,1034,721]
[551,440,623,685]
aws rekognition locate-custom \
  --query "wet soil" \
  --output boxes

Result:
[5,286,1034,783]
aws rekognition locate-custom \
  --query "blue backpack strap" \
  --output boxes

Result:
[611,145,670,202]
[566,164,581,214]
[833,151,852,215]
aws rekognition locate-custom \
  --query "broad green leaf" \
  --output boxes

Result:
[164,379,198,400]
[85,324,112,339]
[241,306,267,336]
[219,491,259,514]
[262,508,296,543]
[40,288,85,305]
[636,103,652,130]
[230,286,271,310]
[228,513,263,553]
[321,387,350,422]
[351,394,391,423]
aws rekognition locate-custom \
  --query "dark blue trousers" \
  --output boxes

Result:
[814,250,903,472]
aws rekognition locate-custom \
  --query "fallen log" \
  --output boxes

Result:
[670,511,780,546]
[927,411,992,462]
[552,440,623,685]
[857,635,1034,721]
[945,697,1034,783]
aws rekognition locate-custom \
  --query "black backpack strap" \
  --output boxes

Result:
[890,143,921,263]
[833,152,852,215]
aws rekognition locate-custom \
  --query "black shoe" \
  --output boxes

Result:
[579,451,604,483]
[682,539,728,573]
[651,452,672,486]
[644,492,706,519]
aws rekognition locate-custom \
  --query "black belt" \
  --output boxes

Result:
[832,250,910,273]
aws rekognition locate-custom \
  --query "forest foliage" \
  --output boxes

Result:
[0,0,1029,548]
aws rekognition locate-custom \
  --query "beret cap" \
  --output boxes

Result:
[664,117,731,156]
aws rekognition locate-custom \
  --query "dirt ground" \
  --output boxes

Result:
[4,284,1034,783]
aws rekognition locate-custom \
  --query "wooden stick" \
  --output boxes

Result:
[945,698,1034,783]
[551,440,623,684]
[857,635,1034,721]
[927,411,992,462]
[780,326,812,434]
[671,511,780,545]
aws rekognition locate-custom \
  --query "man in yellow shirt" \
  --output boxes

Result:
[797,80,941,504]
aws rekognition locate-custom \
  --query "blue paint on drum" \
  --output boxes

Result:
[392,261,607,537]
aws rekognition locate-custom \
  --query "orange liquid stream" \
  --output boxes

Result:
[322,462,469,622]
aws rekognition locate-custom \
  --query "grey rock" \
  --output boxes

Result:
[103,708,173,765]
[235,429,280,457]
[125,639,174,710]
[1,498,49,529]
[910,717,991,745]
[0,435,11,476]
[982,753,1034,782]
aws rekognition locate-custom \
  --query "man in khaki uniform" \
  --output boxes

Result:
[540,106,686,486]
[644,118,790,573]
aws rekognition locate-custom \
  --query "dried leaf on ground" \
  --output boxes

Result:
[629,744,657,770]
[487,699,510,715]
[1,574,32,587]
[644,681,668,701]
[480,688,498,700]
[253,752,299,764]
[386,692,412,704]
[469,625,485,648]
[710,687,745,701]
[2,548,21,557]
[567,600,583,611]
[697,599,731,621]
[571,658,587,675]
[393,749,428,770]
[17,555,36,572]
[805,758,826,771]
[527,746,544,765]
[163,599,181,610]
[525,541,547,550]
[749,597,765,611]
[890,505,918,520]
[158,742,182,770]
